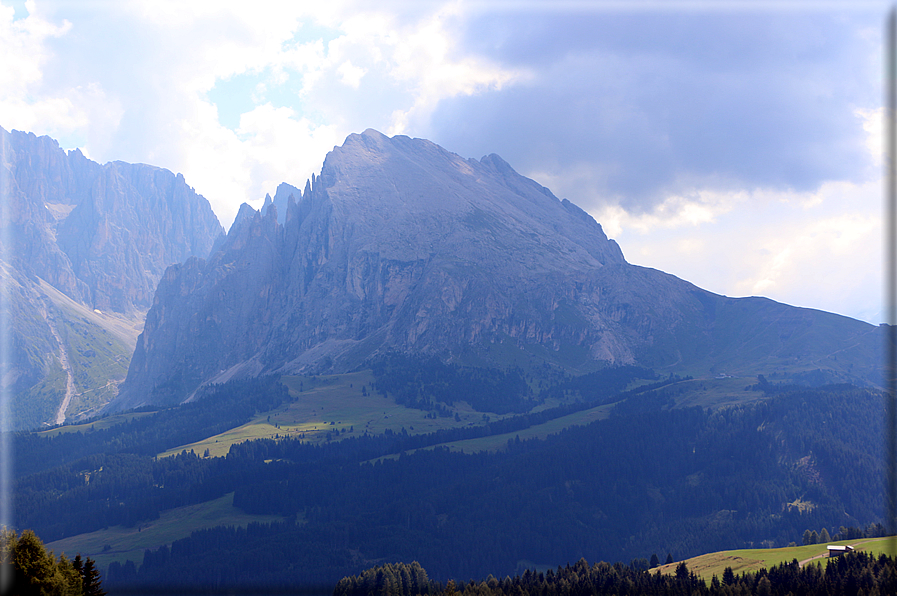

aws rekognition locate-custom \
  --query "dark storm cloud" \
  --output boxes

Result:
[427,9,878,211]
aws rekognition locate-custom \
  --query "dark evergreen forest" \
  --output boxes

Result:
[9,375,887,593]
[337,553,897,596]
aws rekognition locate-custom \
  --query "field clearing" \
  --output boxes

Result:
[656,537,897,580]
[159,371,516,458]
[372,401,617,460]
[368,375,762,461]
[38,411,158,437]
[45,492,288,571]
[667,376,764,409]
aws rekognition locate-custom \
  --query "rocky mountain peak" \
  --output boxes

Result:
[111,130,880,411]
[315,129,625,271]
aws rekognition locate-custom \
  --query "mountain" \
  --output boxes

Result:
[1,127,224,428]
[112,129,880,410]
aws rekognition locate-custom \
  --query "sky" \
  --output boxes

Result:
[0,0,888,324]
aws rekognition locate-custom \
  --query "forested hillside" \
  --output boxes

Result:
[10,375,885,592]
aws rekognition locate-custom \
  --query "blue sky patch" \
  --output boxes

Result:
[4,0,28,21]
[207,72,268,131]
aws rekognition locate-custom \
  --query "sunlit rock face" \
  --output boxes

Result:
[113,129,882,410]
[1,126,224,427]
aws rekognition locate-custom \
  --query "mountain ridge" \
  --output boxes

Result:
[112,129,881,410]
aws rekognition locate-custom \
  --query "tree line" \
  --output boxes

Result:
[337,552,897,596]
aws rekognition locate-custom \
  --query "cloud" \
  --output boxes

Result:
[424,9,879,213]
[337,61,366,88]
[279,4,529,137]
[588,175,881,323]
[0,1,90,143]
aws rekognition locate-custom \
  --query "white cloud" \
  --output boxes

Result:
[589,177,881,323]
[174,98,341,228]
[337,61,366,89]
[0,1,80,138]
[282,4,530,136]
[376,5,531,135]
[855,106,883,168]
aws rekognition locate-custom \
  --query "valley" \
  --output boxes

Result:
[45,491,289,572]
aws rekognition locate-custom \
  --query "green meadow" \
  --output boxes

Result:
[38,411,158,437]
[656,537,897,581]
[158,370,516,459]
[45,492,288,571]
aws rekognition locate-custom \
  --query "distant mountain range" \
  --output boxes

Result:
[108,129,882,411]
[0,127,223,428]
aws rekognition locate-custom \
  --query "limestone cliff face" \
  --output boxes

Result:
[2,127,224,313]
[114,129,881,409]
[1,126,224,427]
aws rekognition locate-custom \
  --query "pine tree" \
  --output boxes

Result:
[649,554,659,569]
[665,553,674,565]
[722,567,736,586]
[820,528,831,543]
[81,557,106,596]
[675,561,688,580]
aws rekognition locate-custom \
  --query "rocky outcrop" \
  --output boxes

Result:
[1,126,225,427]
[113,130,881,410]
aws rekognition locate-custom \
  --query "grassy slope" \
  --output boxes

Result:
[41,280,142,420]
[370,401,616,461]
[157,370,519,458]
[13,278,144,429]
[692,298,880,384]
[655,537,897,581]
[44,492,288,571]
[156,373,768,460]
[36,411,158,437]
[13,362,68,431]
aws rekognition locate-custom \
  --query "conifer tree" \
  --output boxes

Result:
[722,567,736,586]
[81,557,105,596]
[675,561,688,580]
